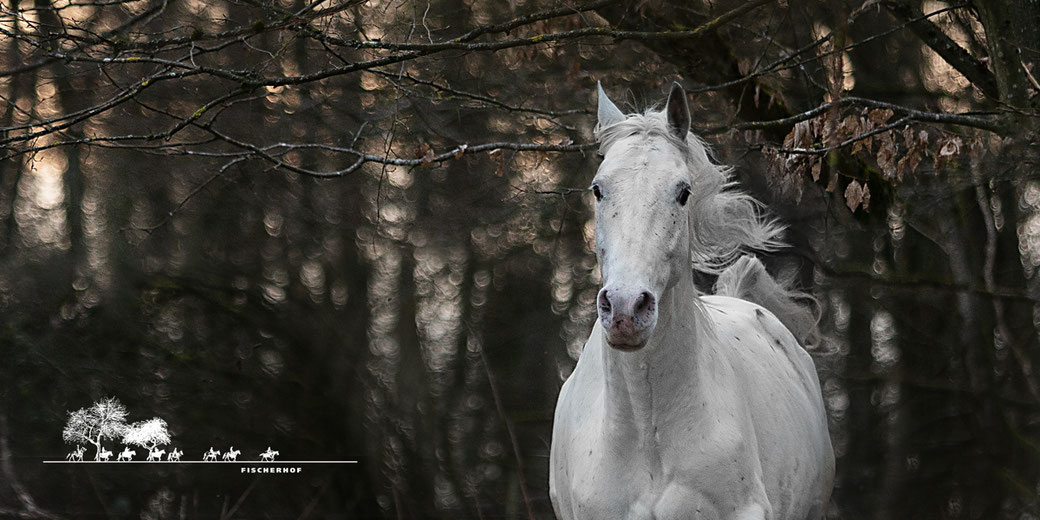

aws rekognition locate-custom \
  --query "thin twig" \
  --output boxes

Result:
[478,347,536,520]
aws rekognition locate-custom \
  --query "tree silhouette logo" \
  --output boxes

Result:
[61,397,132,461]
[60,397,188,462]
[53,396,355,466]
[56,397,290,464]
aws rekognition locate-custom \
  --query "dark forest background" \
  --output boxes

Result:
[1,0,1039,518]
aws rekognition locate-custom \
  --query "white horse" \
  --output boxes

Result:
[97,448,113,461]
[222,447,241,461]
[147,448,166,461]
[117,447,135,461]
[549,83,833,520]
[167,448,183,461]
[259,447,279,461]
[67,446,85,461]
[203,448,220,461]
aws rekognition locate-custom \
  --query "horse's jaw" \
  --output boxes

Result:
[606,339,648,352]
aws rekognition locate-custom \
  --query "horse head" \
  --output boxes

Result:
[592,82,783,351]
[592,82,697,351]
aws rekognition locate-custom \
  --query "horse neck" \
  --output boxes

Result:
[601,271,705,441]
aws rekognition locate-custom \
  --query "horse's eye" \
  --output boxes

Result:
[592,184,603,201]
[677,186,691,206]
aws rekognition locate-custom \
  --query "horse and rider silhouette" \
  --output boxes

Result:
[201,446,241,461]
[66,446,85,461]
[221,447,241,461]
[65,444,278,461]
[259,447,279,461]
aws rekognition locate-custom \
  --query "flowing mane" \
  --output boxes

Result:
[595,109,785,273]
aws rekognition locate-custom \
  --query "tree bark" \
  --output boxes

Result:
[974,0,1040,132]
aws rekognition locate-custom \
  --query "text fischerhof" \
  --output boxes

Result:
[241,466,303,474]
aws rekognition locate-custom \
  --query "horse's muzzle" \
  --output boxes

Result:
[598,286,657,350]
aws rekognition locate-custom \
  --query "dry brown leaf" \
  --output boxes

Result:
[935,135,963,170]
[838,114,860,138]
[875,132,898,179]
[811,158,822,182]
[784,120,813,150]
[844,180,870,212]
[809,115,824,137]
[454,143,468,159]
[851,116,873,154]
[902,126,914,148]
[421,148,436,168]
[939,137,962,158]
[826,169,839,193]
[868,108,894,126]
[861,135,873,153]
[896,150,922,180]
[894,129,928,181]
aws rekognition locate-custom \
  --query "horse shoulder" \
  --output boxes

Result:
[701,295,833,519]
[702,296,819,390]
[552,324,607,445]
[550,326,612,517]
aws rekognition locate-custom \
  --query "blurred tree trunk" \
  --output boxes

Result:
[974,0,1040,126]
[848,6,930,103]
[840,263,883,517]
[35,0,89,276]
[0,0,29,252]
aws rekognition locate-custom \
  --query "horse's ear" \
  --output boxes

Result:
[664,82,690,139]
[597,81,625,129]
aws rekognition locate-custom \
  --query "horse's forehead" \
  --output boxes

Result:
[600,135,686,183]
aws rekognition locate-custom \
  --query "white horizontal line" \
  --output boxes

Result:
[43,461,357,465]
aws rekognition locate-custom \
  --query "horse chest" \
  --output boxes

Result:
[563,444,752,520]
[555,398,764,520]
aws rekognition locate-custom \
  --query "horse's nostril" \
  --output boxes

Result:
[635,291,655,314]
[598,290,612,314]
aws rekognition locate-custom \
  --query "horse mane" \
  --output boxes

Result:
[715,255,821,348]
[595,109,785,274]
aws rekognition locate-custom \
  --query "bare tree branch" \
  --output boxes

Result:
[703,95,1001,137]
[883,0,1000,99]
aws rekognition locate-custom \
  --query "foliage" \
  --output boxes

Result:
[122,418,171,450]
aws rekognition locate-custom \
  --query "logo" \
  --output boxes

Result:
[48,397,356,468]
